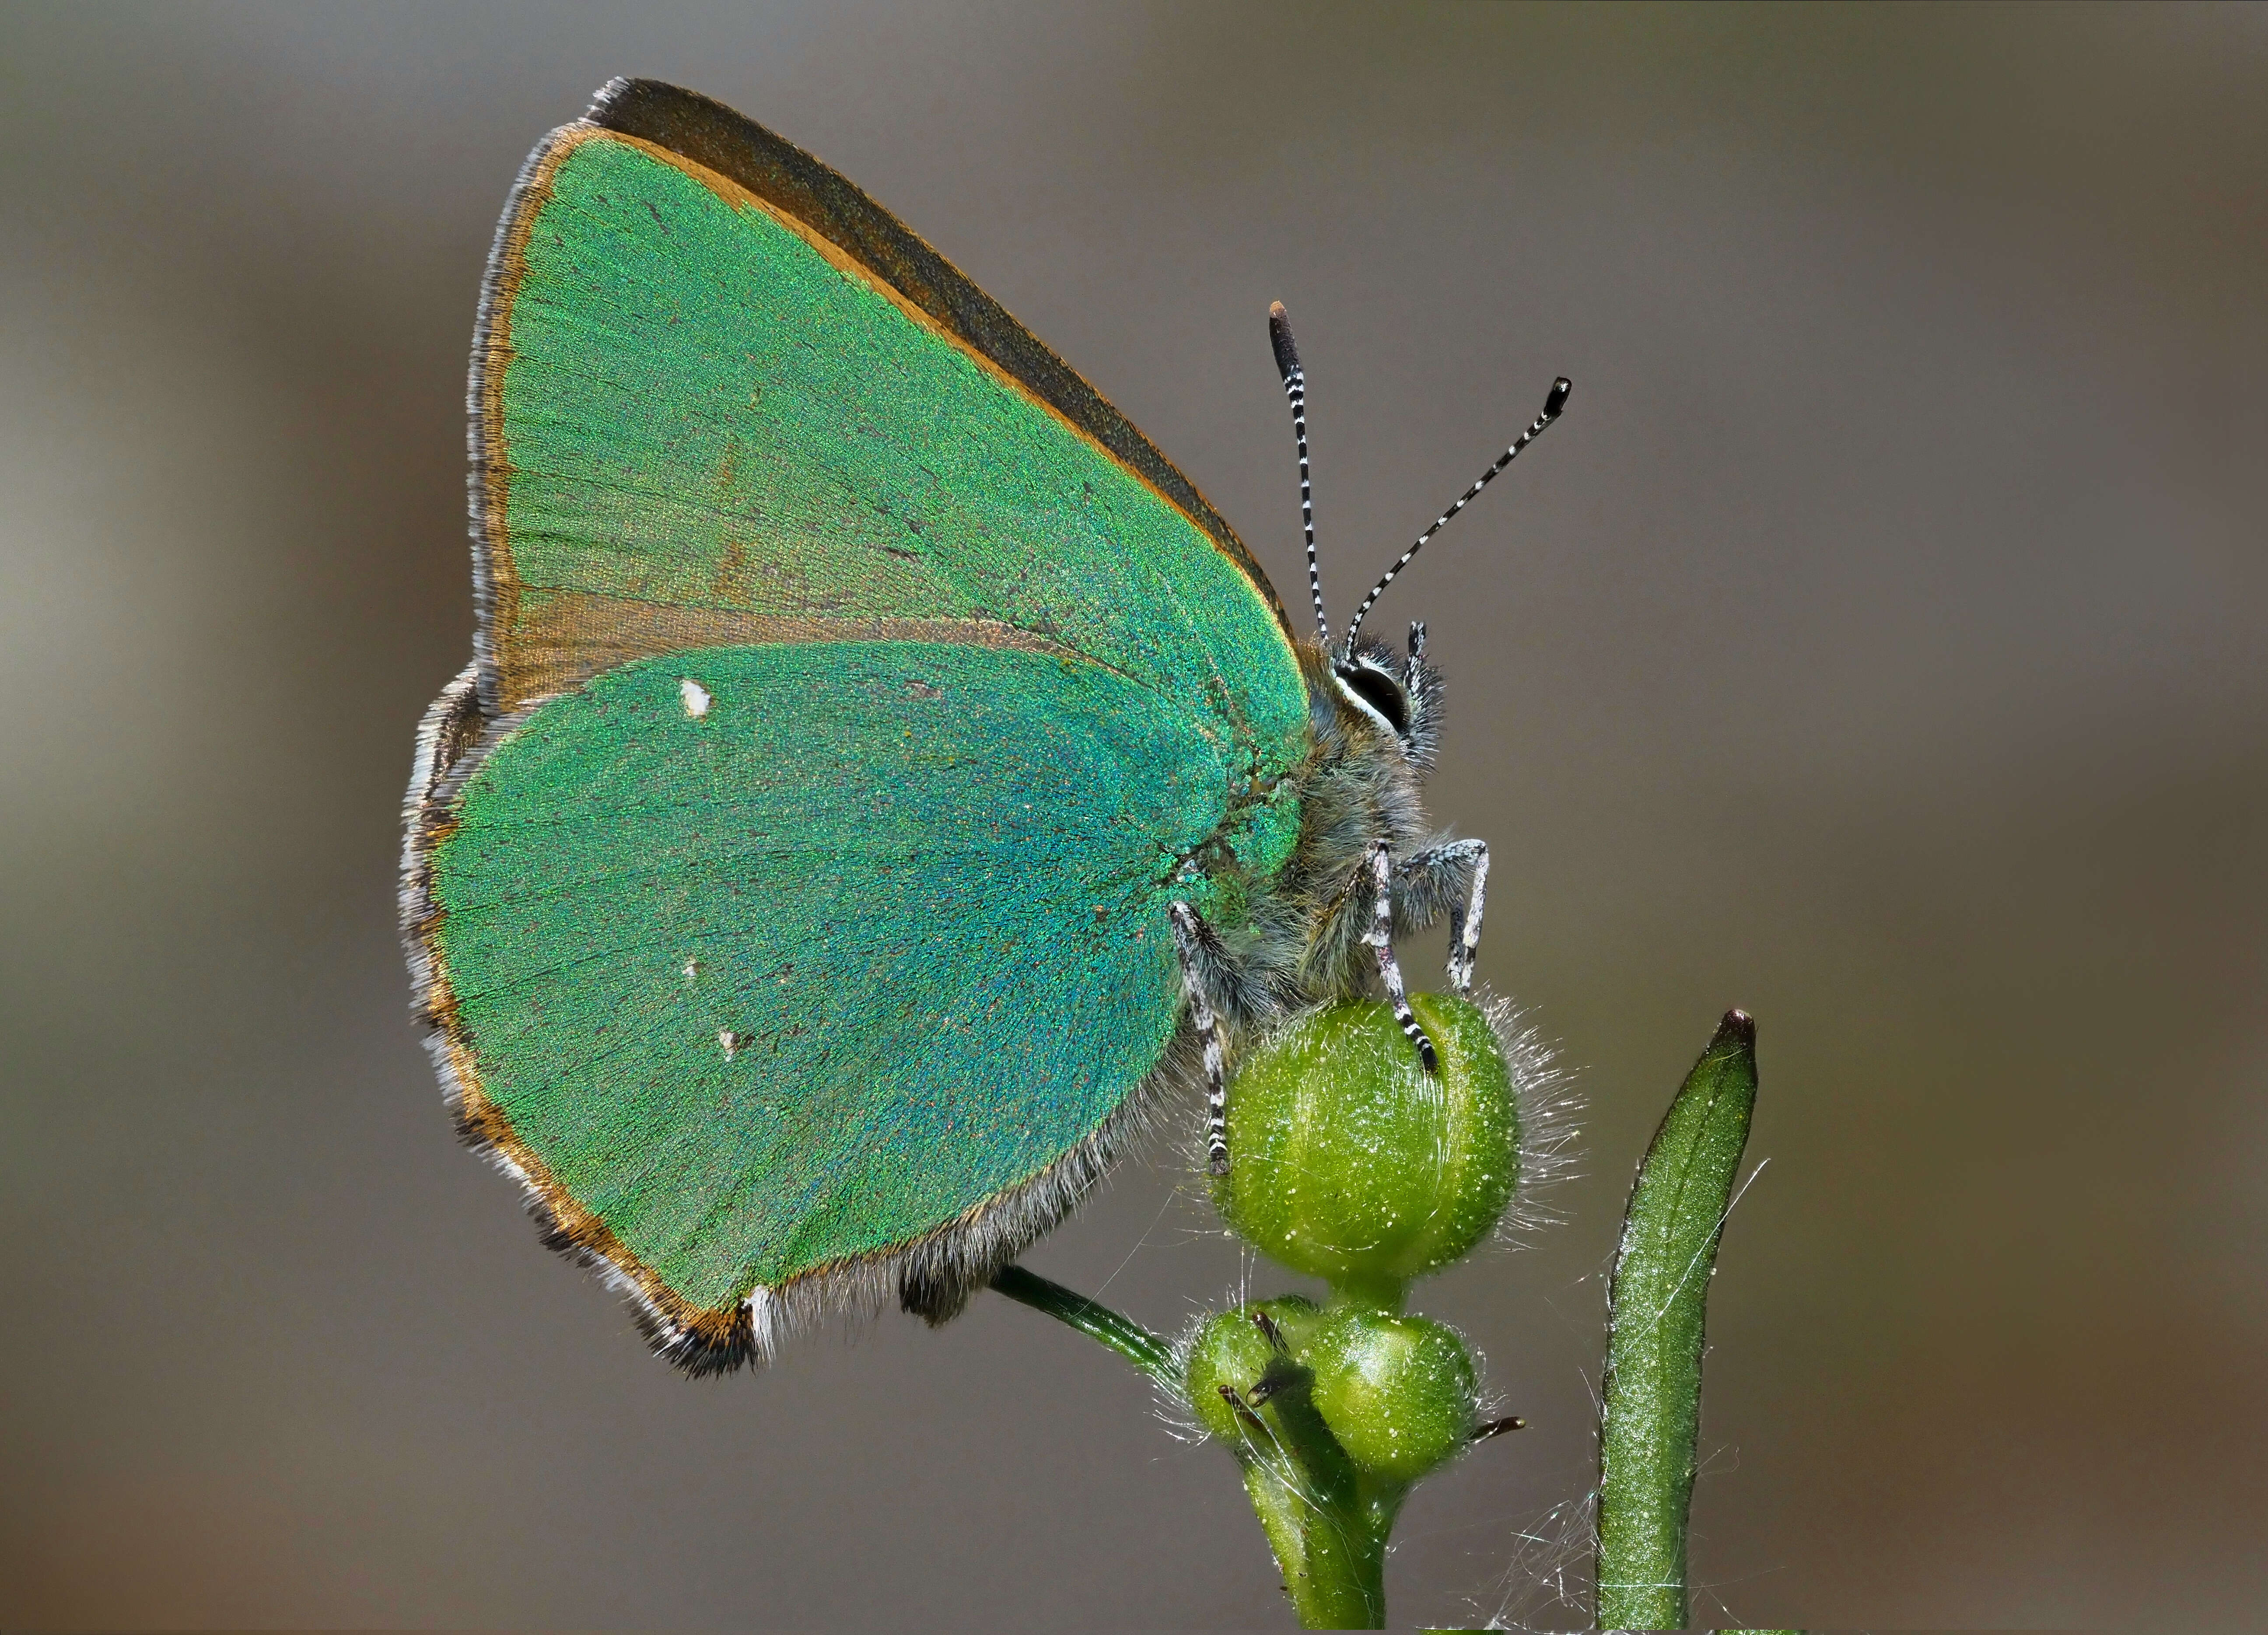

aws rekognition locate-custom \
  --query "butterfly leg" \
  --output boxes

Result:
[1366,840,1441,1074]
[1395,837,1489,994]
[1169,901,1232,1175]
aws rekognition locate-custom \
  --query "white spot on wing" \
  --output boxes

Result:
[680,678,711,718]
[718,1028,742,1060]
[683,958,700,984]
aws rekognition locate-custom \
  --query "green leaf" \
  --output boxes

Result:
[1597,1011,1760,1631]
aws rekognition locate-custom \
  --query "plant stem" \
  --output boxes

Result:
[993,1266,1393,1627]
[1596,1010,1760,1632]
[1227,1379,1396,1628]
[988,1264,1179,1389]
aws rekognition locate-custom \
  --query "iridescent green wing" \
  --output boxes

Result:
[408,81,1309,1369]
[417,641,1286,1367]
[472,78,1299,739]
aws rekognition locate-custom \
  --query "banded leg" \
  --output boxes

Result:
[1397,837,1489,994]
[1169,901,1231,1174]
[1366,841,1440,1074]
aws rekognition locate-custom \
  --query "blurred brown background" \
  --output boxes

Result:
[3,3,2262,1627]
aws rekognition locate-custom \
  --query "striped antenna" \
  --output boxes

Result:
[1342,375,1572,656]
[1269,301,1330,645]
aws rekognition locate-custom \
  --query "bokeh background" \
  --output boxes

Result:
[4,3,2263,1627]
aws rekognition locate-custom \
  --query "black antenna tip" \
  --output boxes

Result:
[1544,376,1572,419]
[1268,301,1302,383]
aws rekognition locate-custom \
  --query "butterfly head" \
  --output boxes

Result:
[1267,298,1567,781]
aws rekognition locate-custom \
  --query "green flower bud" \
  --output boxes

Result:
[1304,1308,1477,1484]
[1183,1295,1322,1442]
[1214,994,1516,1301]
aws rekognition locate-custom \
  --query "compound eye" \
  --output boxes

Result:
[1337,662,1412,739]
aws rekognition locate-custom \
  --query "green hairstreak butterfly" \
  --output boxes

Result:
[402,78,1569,1372]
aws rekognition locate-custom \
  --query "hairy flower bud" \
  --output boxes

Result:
[1303,1308,1477,1483]
[1184,1295,1322,1441]
[1214,994,1516,1301]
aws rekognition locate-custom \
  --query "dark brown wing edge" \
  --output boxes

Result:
[585,77,1289,634]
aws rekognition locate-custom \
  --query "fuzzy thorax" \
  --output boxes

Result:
[1193,632,1447,1033]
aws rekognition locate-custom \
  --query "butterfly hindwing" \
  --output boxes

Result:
[424,641,1239,1351]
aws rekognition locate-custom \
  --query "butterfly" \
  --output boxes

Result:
[402,78,1569,1373]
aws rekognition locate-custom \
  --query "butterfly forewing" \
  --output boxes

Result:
[474,119,1299,735]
